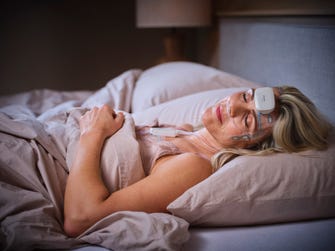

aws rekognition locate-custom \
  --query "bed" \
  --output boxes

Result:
[1,18,335,251]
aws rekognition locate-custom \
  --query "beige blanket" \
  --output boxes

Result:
[0,70,189,251]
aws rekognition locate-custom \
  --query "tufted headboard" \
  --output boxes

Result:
[218,17,335,125]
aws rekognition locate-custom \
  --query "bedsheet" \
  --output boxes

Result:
[0,70,190,251]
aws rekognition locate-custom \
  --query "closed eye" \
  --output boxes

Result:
[244,113,249,128]
[243,92,247,102]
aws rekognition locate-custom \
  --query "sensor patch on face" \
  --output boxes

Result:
[257,113,274,131]
[232,88,276,142]
[231,130,263,142]
[254,87,275,114]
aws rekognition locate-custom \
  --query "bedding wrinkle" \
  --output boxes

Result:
[0,118,82,250]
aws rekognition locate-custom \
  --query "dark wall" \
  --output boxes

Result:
[0,0,211,95]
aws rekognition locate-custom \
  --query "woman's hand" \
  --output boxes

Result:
[80,105,124,139]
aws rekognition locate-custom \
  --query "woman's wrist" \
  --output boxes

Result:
[80,130,107,145]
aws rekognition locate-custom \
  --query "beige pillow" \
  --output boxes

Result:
[131,62,259,112]
[167,134,335,226]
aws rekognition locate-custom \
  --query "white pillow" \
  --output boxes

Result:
[132,88,248,127]
[167,136,335,226]
[131,62,259,112]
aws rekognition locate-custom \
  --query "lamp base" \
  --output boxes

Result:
[157,30,187,64]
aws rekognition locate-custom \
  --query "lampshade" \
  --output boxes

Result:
[136,0,211,28]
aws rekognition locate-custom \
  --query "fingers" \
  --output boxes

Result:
[101,104,114,114]
[80,105,124,128]
[101,105,124,123]
[79,105,125,136]
[115,111,124,122]
[81,106,99,119]
[84,105,118,119]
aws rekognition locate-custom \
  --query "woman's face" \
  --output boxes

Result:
[202,88,279,148]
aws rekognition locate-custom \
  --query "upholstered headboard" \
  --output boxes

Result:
[218,17,335,125]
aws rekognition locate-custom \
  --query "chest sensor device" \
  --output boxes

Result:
[254,87,275,114]
[149,127,193,137]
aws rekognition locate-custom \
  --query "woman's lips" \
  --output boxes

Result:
[216,105,222,123]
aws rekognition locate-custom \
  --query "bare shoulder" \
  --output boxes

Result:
[175,152,212,169]
[152,152,213,178]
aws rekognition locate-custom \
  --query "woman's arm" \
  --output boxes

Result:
[64,105,124,236]
[64,105,212,237]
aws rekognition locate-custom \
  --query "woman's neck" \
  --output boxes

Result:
[171,128,223,159]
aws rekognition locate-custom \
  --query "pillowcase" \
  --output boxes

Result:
[131,62,260,112]
[132,87,248,127]
[167,137,335,226]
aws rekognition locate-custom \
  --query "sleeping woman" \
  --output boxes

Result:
[64,86,331,237]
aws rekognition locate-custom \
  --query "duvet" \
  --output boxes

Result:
[0,70,190,251]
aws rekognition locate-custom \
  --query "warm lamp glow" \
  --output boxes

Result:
[136,0,211,28]
[136,0,212,63]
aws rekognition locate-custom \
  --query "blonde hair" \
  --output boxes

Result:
[211,86,332,172]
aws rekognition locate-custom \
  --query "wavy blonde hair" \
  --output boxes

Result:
[211,86,332,172]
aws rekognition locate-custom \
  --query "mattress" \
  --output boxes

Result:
[183,219,335,251]
[70,218,335,251]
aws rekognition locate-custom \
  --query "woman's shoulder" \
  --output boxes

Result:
[152,152,212,176]
[176,152,211,165]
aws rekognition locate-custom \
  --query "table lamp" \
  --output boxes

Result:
[136,0,212,63]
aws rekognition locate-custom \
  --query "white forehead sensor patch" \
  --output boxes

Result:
[254,87,275,114]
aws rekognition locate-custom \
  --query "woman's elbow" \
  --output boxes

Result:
[63,198,109,237]
[64,220,79,238]
[63,213,88,238]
